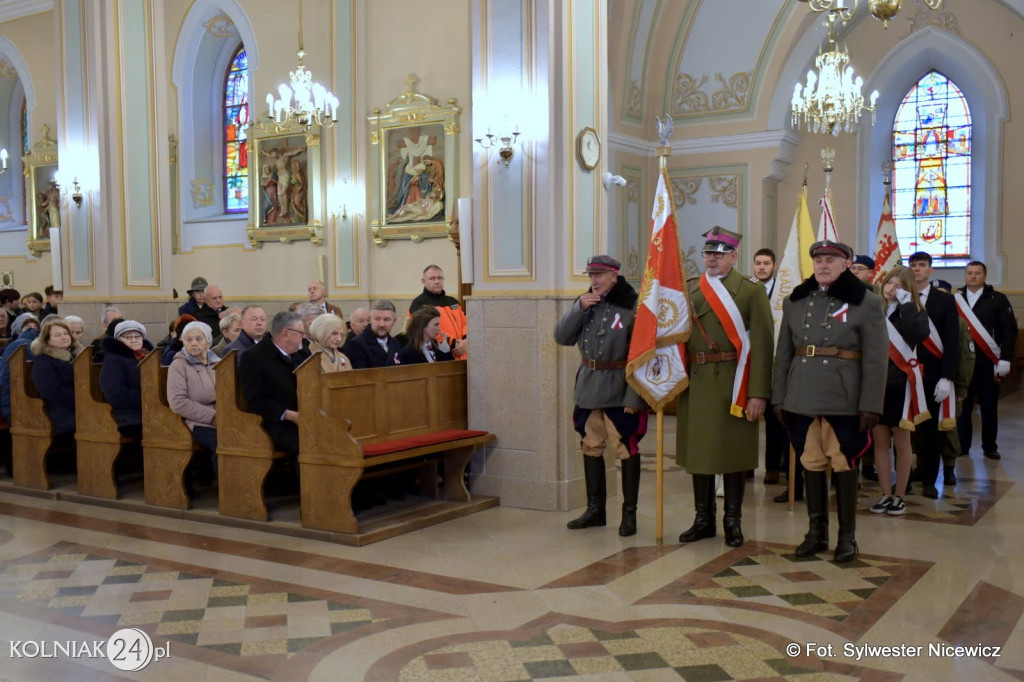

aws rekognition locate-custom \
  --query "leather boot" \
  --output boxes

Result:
[795,470,829,556]
[567,455,606,529]
[679,474,716,543]
[833,469,860,562]
[618,455,641,537]
[722,472,745,547]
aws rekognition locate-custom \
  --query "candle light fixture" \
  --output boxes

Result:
[265,0,339,130]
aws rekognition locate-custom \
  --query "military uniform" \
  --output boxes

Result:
[554,255,647,536]
[773,240,888,563]
[676,227,773,549]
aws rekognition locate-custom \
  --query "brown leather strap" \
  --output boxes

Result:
[687,351,737,364]
[581,359,628,370]
[690,305,721,353]
[795,345,862,360]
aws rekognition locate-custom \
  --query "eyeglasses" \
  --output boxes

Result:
[849,265,870,272]
[283,327,304,336]
[120,333,143,341]
[702,252,730,260]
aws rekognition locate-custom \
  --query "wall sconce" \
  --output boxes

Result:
[0,148,8,174]
[332,205,348,221]
[70,179,83,208]
[475,131,520,168]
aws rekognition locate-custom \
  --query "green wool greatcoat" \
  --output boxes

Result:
[676,268,774,474]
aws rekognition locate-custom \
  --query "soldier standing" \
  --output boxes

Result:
[676,227,773,548]
[773,240,888,562]
[555,255,648,536]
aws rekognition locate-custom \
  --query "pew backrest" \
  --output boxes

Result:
[8,345,52,436]
[139,351,192,448]
[73,347,121,443]
[215,349,275,458]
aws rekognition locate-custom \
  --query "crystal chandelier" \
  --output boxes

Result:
[265,0,339,129]
[797,0,944,29]
[791,9,879,136]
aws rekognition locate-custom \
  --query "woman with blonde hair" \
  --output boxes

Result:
[30,318,77,438]
[870,266,930,516]
[308,313,351,372]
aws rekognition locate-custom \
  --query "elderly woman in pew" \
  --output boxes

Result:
[167,321,219,462]
[396,307,455,365]
[100,320,153,441]
[307,313,352,372]
[30,318,77,456]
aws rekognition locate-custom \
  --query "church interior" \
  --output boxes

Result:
[1,0,1023,679]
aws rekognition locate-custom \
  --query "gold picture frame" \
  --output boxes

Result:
[23,126,59,257]
[368,75,460,245]
[245,118,322,247]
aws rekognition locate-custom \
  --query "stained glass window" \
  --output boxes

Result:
[890,71,971,265]
[224,46,249,213]
[21,98,27,223]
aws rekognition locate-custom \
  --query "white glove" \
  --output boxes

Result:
[894,288,912,305]
[933,378,953,403]
[996,360,1011,378]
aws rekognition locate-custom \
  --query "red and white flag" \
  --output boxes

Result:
[817,188,840,242]
[626,169,692,411]
[870,192,903,284]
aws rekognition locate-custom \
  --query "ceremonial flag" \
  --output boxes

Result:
[817,188,840,242]
[870,192,903,284]
[626,169,692,411]
[771,185,814,339]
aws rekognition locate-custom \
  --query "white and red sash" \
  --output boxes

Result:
[919,318,956,430]
[700,273,751,418]
[955,295,1001,366]
[886,318,931,431]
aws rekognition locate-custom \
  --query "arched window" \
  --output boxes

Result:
[890,71,971,265]
[223,45,249,213]
[20,97,27,223]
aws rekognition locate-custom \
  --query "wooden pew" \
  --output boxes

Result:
[140,352,200,509]
[296,358,495,534]
[73,348,135,499]
[9,345,55,489]
[215,350,285,520]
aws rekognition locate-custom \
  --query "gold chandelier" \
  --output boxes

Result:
[797,0,944,29]
[791,9,879,135]
[265,0,339,129]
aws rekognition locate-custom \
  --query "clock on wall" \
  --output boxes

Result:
[576,127,600,171]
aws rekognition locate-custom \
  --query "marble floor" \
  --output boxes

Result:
[1,391,1023,681]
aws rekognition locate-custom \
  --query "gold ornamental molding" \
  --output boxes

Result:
[626,79,642,118]
[671,71,752,117]
[0,59,18,80]
[203,13,238,39]
[708,175,738,208]
[670,177,702,206]
[905,5,958,34]
[190,179,214,208]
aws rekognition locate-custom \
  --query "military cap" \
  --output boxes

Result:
[701,226,742,253]
[852,254,875,269]
[188,276,208,293]
[585,255,621,274]
[809,239,853,259]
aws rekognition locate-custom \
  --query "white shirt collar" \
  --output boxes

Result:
[919,283,931,304]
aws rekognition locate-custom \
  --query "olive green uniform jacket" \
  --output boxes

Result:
[676,268,774,474]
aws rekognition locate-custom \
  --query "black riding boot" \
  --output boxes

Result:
[833,469,859,562]
[795,470,829,556]
[679,474,716,543]
[618,455,641,537]
[722,472,745,547]
[567,455,607,529]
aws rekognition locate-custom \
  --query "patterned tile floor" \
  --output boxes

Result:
[0,395,1022,680]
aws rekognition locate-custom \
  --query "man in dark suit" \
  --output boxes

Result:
[194,284,241,335]
[908,251,959,498]
[307,280,344,318]
[956,261,1018,460]
[239,310,310,457]
[343,300,402,368]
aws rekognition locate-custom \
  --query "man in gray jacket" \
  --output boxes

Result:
[555,255,647,537]
[773,240,888,563]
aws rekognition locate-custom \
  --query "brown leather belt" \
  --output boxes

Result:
[795,345,861,360]
[688,351,737,364]
[581,359,627,370]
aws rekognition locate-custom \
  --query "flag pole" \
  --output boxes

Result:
[653,141,671,546]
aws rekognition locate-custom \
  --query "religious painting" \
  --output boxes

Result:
[245,119,323,247]
[368,76,460,245]
[23,126,59,257]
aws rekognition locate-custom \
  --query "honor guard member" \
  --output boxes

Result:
[677,227,773,548]
[773,240,888,562]
[555,255,648,537]
[956,261,1018,460]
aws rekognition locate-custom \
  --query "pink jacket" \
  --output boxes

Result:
[166,349,218,431]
